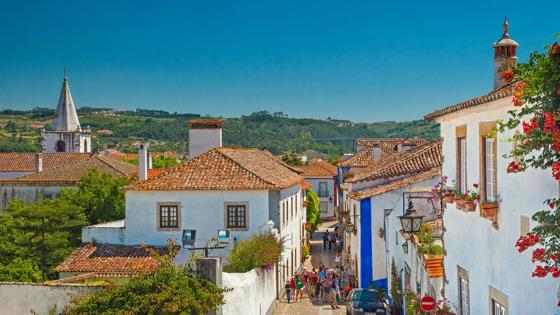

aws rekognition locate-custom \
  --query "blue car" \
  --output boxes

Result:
[345,288,391,315]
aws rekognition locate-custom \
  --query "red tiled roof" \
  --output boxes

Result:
[348,140,442,183]
[187,118,225,128]
[424,83,514,121]
[339,138,428,168]
[54,244,168,274]
[0,155,136,183]
[127,147,303,191]
[348,167,440,200]
[0,153,92,173]
[300,159,337,177]
[147,168,168,178]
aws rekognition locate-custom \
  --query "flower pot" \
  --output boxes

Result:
[481,204,498,218]
[443,194,455,203]
[455,198,466,209]
[465,201,477,212]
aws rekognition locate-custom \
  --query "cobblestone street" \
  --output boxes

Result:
[274,221,345,315]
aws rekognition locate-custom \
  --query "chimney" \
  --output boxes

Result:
[493,18,518,90]
[35,153,43,172]
[188,119,224,158]
[147,152,153,169]
[138,143,149,181]
[372,145,382,162]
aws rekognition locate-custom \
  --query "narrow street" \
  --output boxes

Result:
[274,220,346,315]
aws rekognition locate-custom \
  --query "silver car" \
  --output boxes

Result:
[345,288,391,315]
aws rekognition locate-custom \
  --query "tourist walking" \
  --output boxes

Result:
[322,230,329,250]
[285,280,292,303]
[295,274,304,302]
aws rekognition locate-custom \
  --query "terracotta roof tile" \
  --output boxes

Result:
[300,159,338,177]
[424,83,514,121]
[0,153,92,172]
[348,167,440,200]
[127,147,303,191]
[348,140,442,183]
[339,138,428,168]
[0,155,136,183]
[54,244,168,274]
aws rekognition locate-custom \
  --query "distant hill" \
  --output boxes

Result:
[0,107,439,156]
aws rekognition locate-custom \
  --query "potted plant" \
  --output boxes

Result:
[464,184,480,212]
[481,195,500,219]
[431,176,455,203]
[454,191,466,209]
[379,227,385,239]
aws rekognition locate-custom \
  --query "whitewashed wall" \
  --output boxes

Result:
[0,282,101,315]
[222,268,276,315]
[306,176,336,218]
[438,96,559,314]
[188,128,222,158]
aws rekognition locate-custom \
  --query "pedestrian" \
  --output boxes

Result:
[323,230,329,250]
[329,232,336,250]
[295,274,303,302]
[285,280,292,303]
[322,276,331,305]
[332,274,341,309]
[334,251,342,266]
[290,276,296,302]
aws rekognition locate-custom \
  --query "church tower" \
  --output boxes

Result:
[493,18,518,90]
[41,75,91,153]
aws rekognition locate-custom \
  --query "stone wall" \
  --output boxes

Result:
[0,282,101,315]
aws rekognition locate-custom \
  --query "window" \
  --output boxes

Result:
[55,140,66,152]
[456,125,467,193]
[226,204,247,230]
[458,137,467,193]
[480,122,498,202]
[458,266,470,315]
[492,300,506,315]
[489,286,508,315]
[318,182,328,197]
[520,216,530,236]
[158,203,180,230]
[484,137,497,201]
[320,201,328,213]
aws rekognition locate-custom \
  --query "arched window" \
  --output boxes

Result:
[55,140,66,152]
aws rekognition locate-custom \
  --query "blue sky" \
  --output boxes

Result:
[0,1,558,122]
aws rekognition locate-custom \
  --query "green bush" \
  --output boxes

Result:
[301,245,310,259]
[224,231,284,273]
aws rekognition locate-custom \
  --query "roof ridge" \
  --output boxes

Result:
[19,155,95,178]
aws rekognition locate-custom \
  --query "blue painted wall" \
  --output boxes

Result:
[360,197,373,288]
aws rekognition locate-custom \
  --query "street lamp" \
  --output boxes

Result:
[401,241,409,254]
[398,199,424,234]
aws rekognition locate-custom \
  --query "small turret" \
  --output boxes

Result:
[493,17,519,90]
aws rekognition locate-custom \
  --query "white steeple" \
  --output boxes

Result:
[53,75,82,132]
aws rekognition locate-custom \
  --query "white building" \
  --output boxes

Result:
[62,146,306,295]
[299,159,338,219]
[341,140,442,295]
[187,119,223,158]
[424,20,559,314]
[41,75,91,153]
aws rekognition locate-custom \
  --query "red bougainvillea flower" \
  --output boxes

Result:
[507,161,523,173]
[532,248,546,262]
[556,85,560,96]
[502,70,514,83]
[472,183,479,189]
[550,266,560,278]
[543,112,557,134]
[516,234,540,252]
[532,265,548,277]
[552,162,560,181]
[551,253,559,262]
[522,117,538,135]
[550,202,556,209]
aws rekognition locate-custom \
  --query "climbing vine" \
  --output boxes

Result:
[497,36,560,304]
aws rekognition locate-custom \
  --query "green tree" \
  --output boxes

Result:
[0,199,86,279]
[0,258,43,282]
[64,243,225,315]
[306,189,321,232]
[60,170,129,224]
[121,155,180,168]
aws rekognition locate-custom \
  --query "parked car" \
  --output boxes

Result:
[345,288,391,315]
